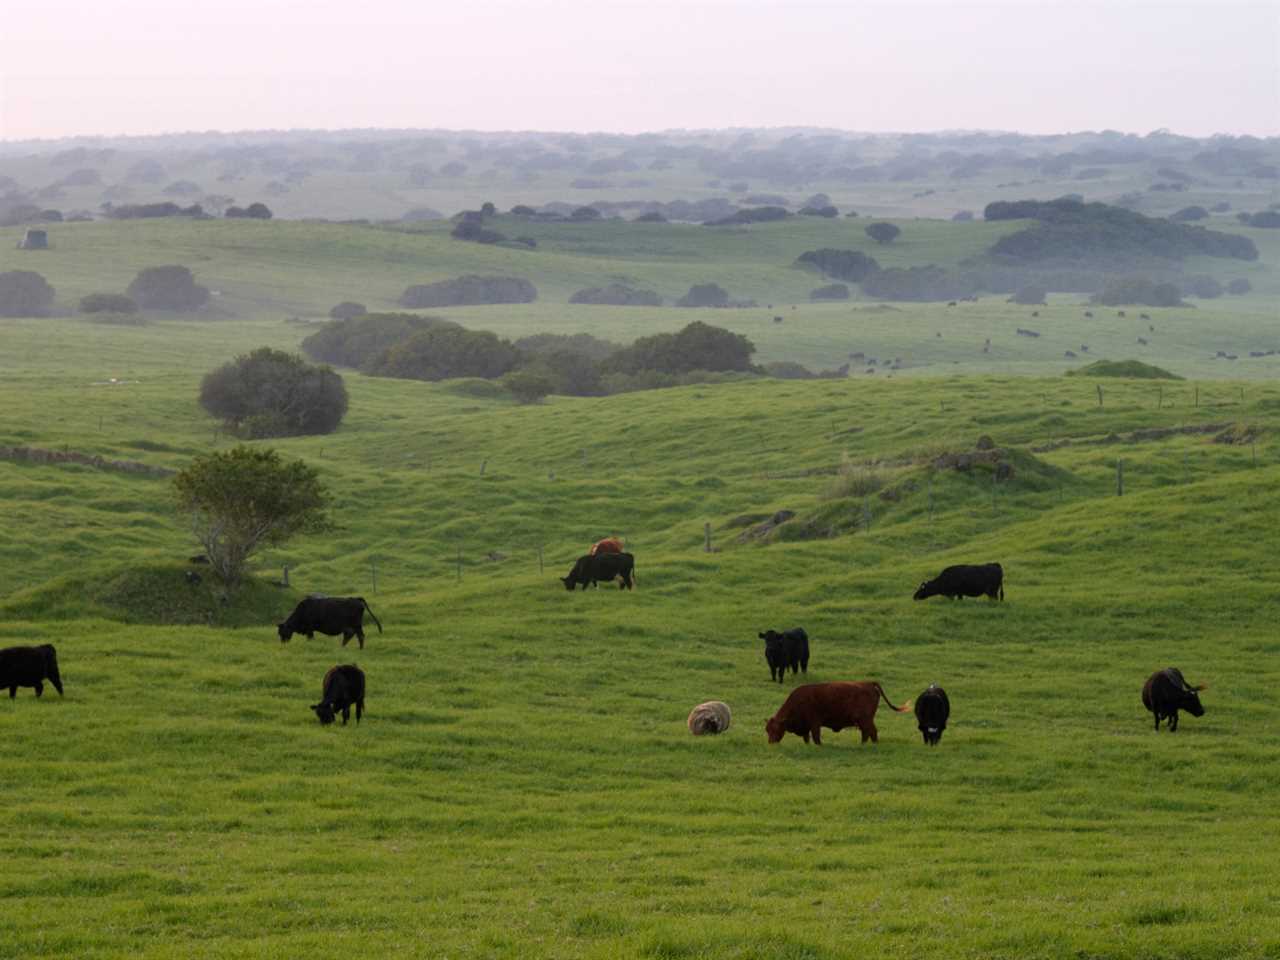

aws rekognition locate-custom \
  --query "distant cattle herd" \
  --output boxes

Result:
[1,549,1209,744]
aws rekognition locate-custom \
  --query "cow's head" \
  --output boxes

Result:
[560,575,577,591]
[311,702,336,725]
[1178,681,1207,717]
[919,724,944,745]
[759,630,781,647]
[41,644,63,696]
[765,716,786,744]
[278,622,293,642]
[912,581,936,601]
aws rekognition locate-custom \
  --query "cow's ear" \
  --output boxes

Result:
[758,633,766,639]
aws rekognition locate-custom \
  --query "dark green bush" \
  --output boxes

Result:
[127,265,209,311]
[200,348,348,437]
[0,270,55,316]
[400,276,536,308]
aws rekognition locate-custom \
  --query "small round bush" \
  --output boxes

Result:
[0,270,56,317]
[200,348,347,437]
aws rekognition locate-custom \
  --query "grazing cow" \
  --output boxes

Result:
[765,681,911,745]
[312,664,365,725]
[1084,311,1094,318]
[561,552,636,590]
[758,627,810,683]
[1137,337,1148,345]
[1142,668,1206,732]
[0,644,63,699]
[589,536,624,557]
[913,563,1004,601]
[1118,310,1126,317]
[278,596,382,649]
[687,700,732,735]
[915,684,950,745]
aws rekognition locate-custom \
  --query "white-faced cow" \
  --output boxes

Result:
[312,664,365,725]
[278,596,382,649]
[0,644,63,699]
[914,683,950,745]
[1142,668,1206,732]
[561,552,636,590]
[914,563,1004,601]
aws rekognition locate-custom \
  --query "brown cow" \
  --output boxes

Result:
[765,681,911,745]
[589,537,624,557]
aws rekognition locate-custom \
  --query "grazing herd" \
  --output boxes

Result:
[2,553,1210,746]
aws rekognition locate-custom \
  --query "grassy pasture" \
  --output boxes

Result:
[2,310,1280,957]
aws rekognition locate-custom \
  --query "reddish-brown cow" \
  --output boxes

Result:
[765,681,912,745]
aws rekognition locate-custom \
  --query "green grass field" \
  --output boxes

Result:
[3,294,1280,957]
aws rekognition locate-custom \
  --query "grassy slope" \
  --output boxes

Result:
[2,312,1280,957]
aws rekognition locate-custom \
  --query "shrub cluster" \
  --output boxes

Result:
[106,202,204,219]
[225,203,273,219]
[399,275,536,308]
[1091,275,1184,307]
[984,198,1258,262]
[299,313,753,398]
[79,293,138,314]
[795,248,880,282]
[569,283,663,306]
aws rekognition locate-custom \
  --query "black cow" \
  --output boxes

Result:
[278,596,382,648]
[312,664,365,725]
[0,644,63,699]
[758,628,810,683]
[561,552,636,590]
[913,563,1004,601]
[1142,668,1206,732]
[915,683,950,745]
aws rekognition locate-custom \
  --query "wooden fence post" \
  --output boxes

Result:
[480,459,487,476]
[704,522,712,553]
[1096,384,1103,408]
[282,563,290,587]
[538,545,544,574]
[1116,458,1124,496]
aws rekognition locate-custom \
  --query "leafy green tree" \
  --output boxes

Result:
[865,222,901,244]
[173,446,330,587]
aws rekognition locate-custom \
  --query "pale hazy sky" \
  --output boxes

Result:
[2,0,1277,141]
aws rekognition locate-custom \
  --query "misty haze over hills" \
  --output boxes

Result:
[2,126,1278,223]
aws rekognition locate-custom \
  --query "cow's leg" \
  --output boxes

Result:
[355,628,365,650]
[341,631,351,647]
[1153,712,1161,731]
[8,686,15,698]
[341,704,351,725]
[1169,711,1179,732]
[356,699,363,723]
[861,720,878,743]
[810,725,823,745]
[34,681,43,697]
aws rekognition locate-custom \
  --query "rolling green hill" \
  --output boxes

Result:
[1,304,1279,957]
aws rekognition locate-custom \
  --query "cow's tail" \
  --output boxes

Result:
[630,558,638,589]
[362,598,383,634]
[875,683,912,713]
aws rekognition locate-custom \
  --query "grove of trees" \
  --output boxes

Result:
[0,270,55,316]
[127,265,210,311]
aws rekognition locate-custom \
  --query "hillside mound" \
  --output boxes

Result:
[1066,359,1182,380]
[0,563,297,626]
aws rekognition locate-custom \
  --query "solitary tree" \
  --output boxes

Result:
[865,222,901,245]
[173,446,330,588]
